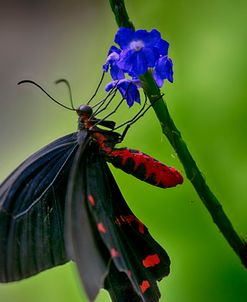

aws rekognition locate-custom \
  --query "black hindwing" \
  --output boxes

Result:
[66,140,170,302]
[66,139,111,301]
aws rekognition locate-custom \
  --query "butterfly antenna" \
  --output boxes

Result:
[18,80,75,111]
[55,78,75,110]
[87,71,105,105]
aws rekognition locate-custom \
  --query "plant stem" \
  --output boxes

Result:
[108,0,247,268]
[109,0,135,30]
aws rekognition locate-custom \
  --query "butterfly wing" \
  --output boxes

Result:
[102,166,170,302]
[67,140,170,302]
[89,154,170,302]
[0,133,79,282]
[65,138,111,302]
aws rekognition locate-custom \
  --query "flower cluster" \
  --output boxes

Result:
[103,27,173,106]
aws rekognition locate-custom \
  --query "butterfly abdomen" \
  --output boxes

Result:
[107,148,183,188]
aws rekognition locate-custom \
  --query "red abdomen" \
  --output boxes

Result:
[107,148,183,188]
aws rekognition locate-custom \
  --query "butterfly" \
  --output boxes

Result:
[0,82,183,302]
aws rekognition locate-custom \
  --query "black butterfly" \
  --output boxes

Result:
[0,83,182,302]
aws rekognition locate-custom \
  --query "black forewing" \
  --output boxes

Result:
[84,144,170,302]
[0,132,79,282]
[65,138,111,302]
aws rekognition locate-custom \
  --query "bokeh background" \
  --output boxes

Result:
[0,0,247,301]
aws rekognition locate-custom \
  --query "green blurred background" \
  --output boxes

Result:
[0,0,247,301]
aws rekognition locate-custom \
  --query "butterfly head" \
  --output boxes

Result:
[76,104,95,130]
[76,104,93,118]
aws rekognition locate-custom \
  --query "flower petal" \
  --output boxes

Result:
[153,56,174,87]
[110,64,125,81]
[136,29,161,47]
[155,39,169,56]
[115,27,135,49]
[105,79,140,107]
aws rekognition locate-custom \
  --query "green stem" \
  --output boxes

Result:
[109,0,135,30]
[109,0,247,268]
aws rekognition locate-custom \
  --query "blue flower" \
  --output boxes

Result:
[105,79,141,107]
[114,27,169,76]
[153,56,174,88]
[103,46,125,80]
[103,28,173,106]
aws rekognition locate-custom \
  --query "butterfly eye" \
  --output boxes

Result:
[76,104,93,117]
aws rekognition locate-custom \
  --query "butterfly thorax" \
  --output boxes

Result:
[76,104,122,155]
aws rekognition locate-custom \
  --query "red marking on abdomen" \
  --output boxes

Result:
[97,223,107,234]
[140,280,151,293]
[92,131,120,155]
[142,254,160,268]
[88,194,96,206]
[108,148,183,188]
